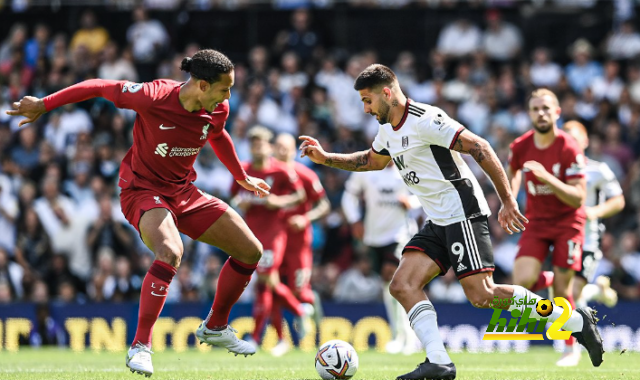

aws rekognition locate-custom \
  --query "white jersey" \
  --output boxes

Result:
[584,158,623,252]
[342,165,421,247]
[371,100,491,226]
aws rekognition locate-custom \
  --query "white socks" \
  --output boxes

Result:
[508,285,584,332]
[408,300,451,365]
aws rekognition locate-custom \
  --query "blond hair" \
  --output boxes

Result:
[529,88,560,107]
[563,120,587,138]
[247,126,274,142]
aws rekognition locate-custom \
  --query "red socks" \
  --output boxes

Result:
[273,282,303,316]
[270,298,284,340]
[133,260,177,347]
[530,271,555,292]
[252,283,273,342]
[206,258,258,329]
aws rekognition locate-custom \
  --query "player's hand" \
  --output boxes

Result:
[299,135,329,165]
[237,176,270,198]
[287,214,308,231]
[522,161,550,183]
[6,96,47,127]
[585,206,599,220]
[350,221,364,241]
[498,197,528,235]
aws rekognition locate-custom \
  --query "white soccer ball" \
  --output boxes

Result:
[314,340,359,379]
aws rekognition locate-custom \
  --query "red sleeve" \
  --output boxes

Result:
[562,138,586,180]
[230,178,241,196]
[208,129,248,182]
[305,170,325,203]
[43,79,153,111]
[508,141,522,173]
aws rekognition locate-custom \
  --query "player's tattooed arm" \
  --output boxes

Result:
[453,135,486,164]
[325,150,388,172]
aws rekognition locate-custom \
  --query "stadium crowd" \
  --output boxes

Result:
[0,5,640,307]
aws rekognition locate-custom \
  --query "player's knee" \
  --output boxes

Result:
[389,278,413,302]
[155,241,183,267]
[234,239,262,265]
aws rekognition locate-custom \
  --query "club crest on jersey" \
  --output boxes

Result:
[201,124,211,140]
[552,163,561,177]
[122,82,142,93]
[402,136,409,148]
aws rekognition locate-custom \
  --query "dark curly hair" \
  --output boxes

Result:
[353,64,397,91]
[180,49,234,83]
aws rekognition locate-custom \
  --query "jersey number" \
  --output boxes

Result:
[452,242,464,263]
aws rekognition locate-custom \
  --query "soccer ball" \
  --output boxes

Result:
[315,340,359,380]
[536,299,553,317]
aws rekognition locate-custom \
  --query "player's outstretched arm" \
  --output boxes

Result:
[299,135,390,172]
[587,194,625,220]
[452,130,528,234]
[6,79,129,127]
[522,161,586,208]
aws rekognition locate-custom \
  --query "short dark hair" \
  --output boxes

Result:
[353,64,397,91]
[180,49,234,83]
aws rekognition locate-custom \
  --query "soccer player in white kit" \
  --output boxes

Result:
[299,64,604,379]
[342,161,422,354]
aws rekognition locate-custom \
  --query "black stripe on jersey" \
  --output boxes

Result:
[408,104,426,114]
[430,145,482,218]
[371,145,390,156]
[408,110,423,118]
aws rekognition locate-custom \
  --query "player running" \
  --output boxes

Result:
[508,89,588,366]
[269,132,330,356]
[299,64,604,380]
[8,49,269,377]
[525,120,625,366]
[341,161,421,354]
[230,127,312,350]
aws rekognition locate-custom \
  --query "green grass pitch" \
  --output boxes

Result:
[0,347,638,380]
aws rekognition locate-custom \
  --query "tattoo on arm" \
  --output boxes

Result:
[453,137,486,164]
[325,151,371,172]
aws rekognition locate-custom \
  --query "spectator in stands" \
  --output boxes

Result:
[0,174,18,254]
[274,9,323,64]
[0,23,27,64]
[482,9,522,63]
[126,6,169,81]
[437,18,481,59]
[333,255,382,303]
[565,39,603,95]
[591,60,624,103]
[86,194,135,261]
[24,23,50,68]
[98,41,138,81]
[0,247,23,301]
[14,207,52,275]
[606,20,640,60]
[70,10,109,55]
[529,47,562,88]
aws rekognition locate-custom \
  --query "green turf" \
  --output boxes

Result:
[0,347,638,380]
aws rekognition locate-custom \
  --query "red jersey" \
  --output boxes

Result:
[509,129,586,227]
[231,158,301,231]
[43,79,246,198]
[284,162,326,234]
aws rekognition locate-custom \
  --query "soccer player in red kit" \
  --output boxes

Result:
[508,89,587,366]
[269,133,330,356]
[8,50,271,377]
[229,127,312,349]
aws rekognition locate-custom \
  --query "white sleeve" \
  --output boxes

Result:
[371,132,389,156]
[417,108,465,149]
[600,163,623,198]
[341,173,364,224]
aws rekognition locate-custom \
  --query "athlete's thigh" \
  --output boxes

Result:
[196,206,262,263]
[393,250,442,290]
[551,227,583,272]
[139,208,183,260]
[443,216,495,280]
[254,229,287,275]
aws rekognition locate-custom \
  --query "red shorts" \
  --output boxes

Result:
[280,229,313,295]
[253,227,287,274]
[515,222,584,271]
[120,184,228,240]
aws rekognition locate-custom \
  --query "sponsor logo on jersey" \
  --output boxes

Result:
[526,181,554,196]
[402,136,409,148]
[154,143,201,158]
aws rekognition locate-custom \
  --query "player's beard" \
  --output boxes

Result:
[376,101,391,125]
[533,121,553,134]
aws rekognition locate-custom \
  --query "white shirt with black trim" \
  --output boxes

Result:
[584,158,623,252]
[371,100,491,226]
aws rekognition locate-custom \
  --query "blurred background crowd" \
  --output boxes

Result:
[1,0,640,307]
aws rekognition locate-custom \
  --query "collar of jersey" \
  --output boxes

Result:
[392,98,411,131]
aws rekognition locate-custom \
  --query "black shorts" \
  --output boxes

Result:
[403,216,495,279]
[369,243,401,273]
[577,250,601,282]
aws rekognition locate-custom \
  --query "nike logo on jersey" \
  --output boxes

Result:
[159,124,176,130]
[151,291,167,297]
